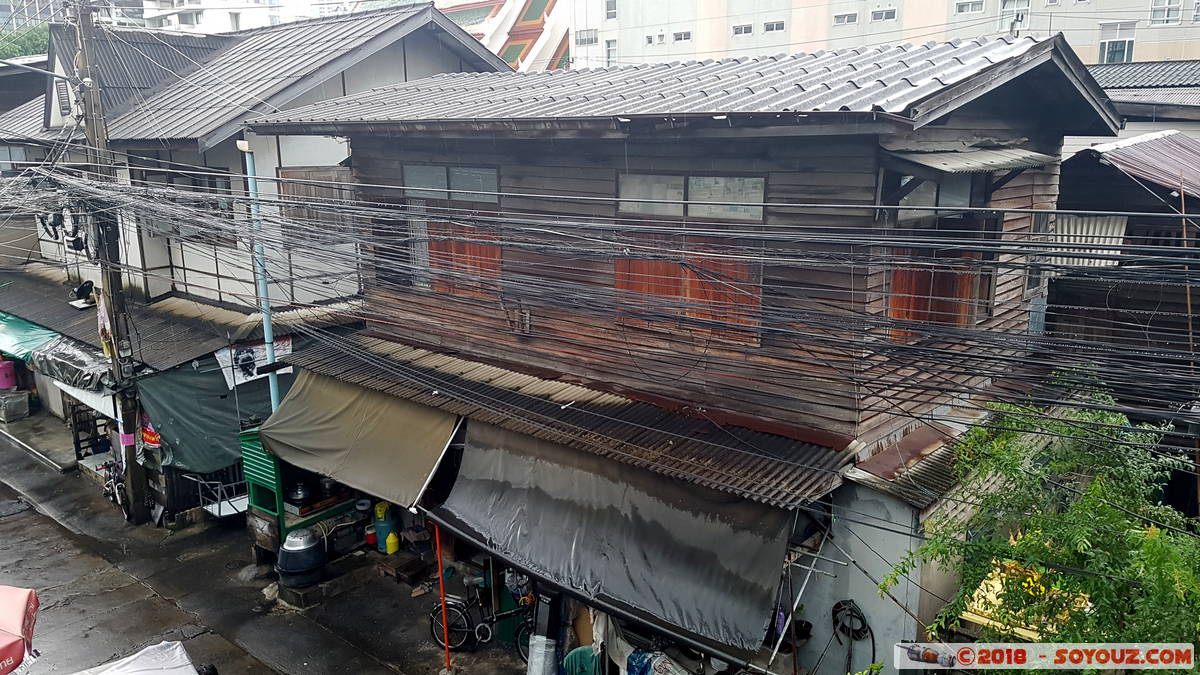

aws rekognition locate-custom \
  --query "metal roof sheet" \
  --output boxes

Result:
[0,96,57,142]
[1090,59,1200,89]
[283,333,848,509]
[890,147,1059,173]
[1077,129,1200,198]
[1106,86,1200,108]
[248,34,1051,127]
[104,4,508,145]
[0,264,356,370]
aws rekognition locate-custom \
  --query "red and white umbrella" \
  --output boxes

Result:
[0,586,38,675]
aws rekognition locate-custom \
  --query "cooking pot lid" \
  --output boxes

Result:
[282,528,319,551]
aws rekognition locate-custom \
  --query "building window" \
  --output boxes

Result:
[673,31,691,41]
[228,11,239,29]
[402,165,500,298]
[605,0,616,19]
[1045,0,1059,5]
[616,174,765,339]
[732,23,752,34]
[833,12,858,24]
[278,166,355,245]
[656,33,664,43]
[645,34,653,45]
[1194,1,1200,20]
[604,39,617,66]
[575,28,598,46]
[1098,22,1135,62]
[886,172,999,336]
[871,8,897,21]
[764,20,785,31]
[1150,0,1180,24]
[998,0,1029,28]
[955,0,984,13]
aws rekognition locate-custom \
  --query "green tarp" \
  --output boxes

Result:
[0,311,59,360]
[137,353,297,474]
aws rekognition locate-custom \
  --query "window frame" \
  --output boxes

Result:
[604,0,616,19]
[575,28,598,46]
[1149,0,1181,24]
[1098,21,1136,62]
[672,30,691,41]
[277,165,356,247]
[604,39,617,66]
[732,23,753,35]
[833,11,858,24]
[998,0,1030,29]
[614,172,767,342]
[870,8,897,21]
[954,0,985,13]
[764,20,785,31]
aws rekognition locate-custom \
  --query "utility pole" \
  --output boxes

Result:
[71,0,148,523]
[237,139,280,411]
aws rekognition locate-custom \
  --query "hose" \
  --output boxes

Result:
[832,599,875,675]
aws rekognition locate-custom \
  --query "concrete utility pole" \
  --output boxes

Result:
[70,0,148,523]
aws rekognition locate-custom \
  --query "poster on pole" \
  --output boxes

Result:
[214,336,292,389]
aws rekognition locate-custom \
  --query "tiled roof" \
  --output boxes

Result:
[1090,59,1200,89]
[284,332,848,509]
[249,34,1062,126]
[1106,86,1200,108]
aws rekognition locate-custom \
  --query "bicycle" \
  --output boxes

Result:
[99,460,131,521]
[429,573,535,662]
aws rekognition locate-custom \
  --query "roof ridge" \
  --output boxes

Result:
[223,1,429,35]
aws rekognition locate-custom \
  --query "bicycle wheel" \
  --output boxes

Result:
[429,605,473,651]
[515,618,533,663]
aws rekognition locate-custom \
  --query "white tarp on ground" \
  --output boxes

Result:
[71,641,197,675]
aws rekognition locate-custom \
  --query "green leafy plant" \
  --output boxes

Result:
[883,390,1200,663]
[0,25,49,60]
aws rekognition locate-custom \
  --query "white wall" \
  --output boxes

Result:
[795,483,921,675]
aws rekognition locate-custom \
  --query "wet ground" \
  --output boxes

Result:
[0,430,527,675]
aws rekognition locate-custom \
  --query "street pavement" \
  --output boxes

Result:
[0,430,526,675]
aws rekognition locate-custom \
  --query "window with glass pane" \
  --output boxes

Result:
[1150,0,1180,24]
[998,0,1029,28]
[955,0,984,12]
[404,165,448,199]
[833,12,857,23]
[687,176,765,221]
[605,0,615,19]
[1098,22,1135,63]
[871,8,896,20]
[764,20,785,31]
[449,167,498,203]
[575,28,597,46]
[604,39,617,66]
[618,174,685,217]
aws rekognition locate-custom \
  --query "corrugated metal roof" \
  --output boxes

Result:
[1078,129,1200,198]
[890,147,1058,173]
[0,264,357,370]
[249,34,1052,126]
[1106,86,1200,108]
[844,444,958,510]
[49,24,231,117]
[1090,59,1200,89]
[0,96,55,142]
[283,333,848,509]
[105,5,508,145]
[0,53,48,76]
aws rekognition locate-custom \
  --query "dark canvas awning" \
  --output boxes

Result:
[430,422,791,659]
[260,370,459,507]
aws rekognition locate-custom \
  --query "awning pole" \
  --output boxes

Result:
[433,521,453,672]
[769,529,828,665]
[238,139,280,411]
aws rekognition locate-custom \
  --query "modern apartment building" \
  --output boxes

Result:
[569,0,1200,68]
[2,0,142,31]
[142,0,276,31]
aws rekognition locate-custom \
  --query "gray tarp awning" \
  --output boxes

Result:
[260,370,459,507]
[430,422,791,658]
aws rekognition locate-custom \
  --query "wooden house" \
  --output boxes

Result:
[246,34,1118,673]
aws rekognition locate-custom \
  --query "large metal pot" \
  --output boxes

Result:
[275,528,325,588]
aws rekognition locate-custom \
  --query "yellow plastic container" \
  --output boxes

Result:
[385,531,400,555]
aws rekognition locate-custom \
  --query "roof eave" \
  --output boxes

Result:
[1113,99,1200,122]
[246,110,913,139]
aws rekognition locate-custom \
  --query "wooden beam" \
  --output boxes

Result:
[884,176,927,205]
[989,167,1027,191]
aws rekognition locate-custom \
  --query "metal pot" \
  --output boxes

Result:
[275,528,325,588]
[287,482,309,503]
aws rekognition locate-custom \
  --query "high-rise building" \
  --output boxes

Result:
[568,0,1200,69]
[142,0,275,31]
